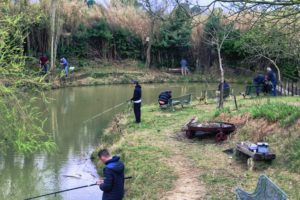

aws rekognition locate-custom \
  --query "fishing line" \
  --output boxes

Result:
[83,101,127,123]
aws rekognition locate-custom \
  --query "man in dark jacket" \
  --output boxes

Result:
[158,91,172,105]
[218,80,230,98]
[267,67,277,96]
[253,74,265,96]
[97,149,125,200]
[131,81,142,123]
[39,53,49,74]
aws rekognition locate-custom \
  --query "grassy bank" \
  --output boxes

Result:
[93,96,300,200]
[49,59,250,89]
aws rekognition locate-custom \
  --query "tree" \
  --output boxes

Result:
[234,21,300,81]
[0,2,55,153]
[154,4,192,67]
[203,10,236,108]
[140,0,168,68]
[49,0,63,73]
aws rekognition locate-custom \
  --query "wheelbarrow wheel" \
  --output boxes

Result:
[186,130,195,139]
[215,132,227,142]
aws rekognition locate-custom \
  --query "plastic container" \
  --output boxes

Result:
[257,142,269,154]
[248,144,258,152]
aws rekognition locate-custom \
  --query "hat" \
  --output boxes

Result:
[132,80,139,85]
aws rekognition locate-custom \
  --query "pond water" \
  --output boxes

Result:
[0,83,244,200]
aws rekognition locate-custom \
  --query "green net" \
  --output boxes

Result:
[236,175,287,200]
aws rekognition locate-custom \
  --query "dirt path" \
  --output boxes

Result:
[162,132,206,200]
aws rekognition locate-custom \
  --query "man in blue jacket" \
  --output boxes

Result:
[253,74,265,96]
[267,67,277,96]
[60,57,69,77]
[97,149,125,200]
[131,81,142,123]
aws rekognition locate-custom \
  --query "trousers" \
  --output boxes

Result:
[133,103,141,123]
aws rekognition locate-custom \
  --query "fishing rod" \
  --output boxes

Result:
[83,101,128,123]
[24,176,132,200]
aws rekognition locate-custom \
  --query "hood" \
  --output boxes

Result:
[105,156,124,174]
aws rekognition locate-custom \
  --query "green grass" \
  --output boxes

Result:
[94,96,300,200]
[286,138,300,173]
[249,103,300,127]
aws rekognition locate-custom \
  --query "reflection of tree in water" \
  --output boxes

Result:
[0,153,62,200]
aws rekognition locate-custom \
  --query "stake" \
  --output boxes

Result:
[24,177,132,200]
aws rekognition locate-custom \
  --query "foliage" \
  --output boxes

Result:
[236,25,300,77]
[249,103,300,127]
[153,5,192,67]
[59,20,143,60]
[0,2,55,154]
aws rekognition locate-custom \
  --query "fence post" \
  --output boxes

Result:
[292,82,294,96]
[234,95,238,110]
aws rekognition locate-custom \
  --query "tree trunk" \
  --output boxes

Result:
[50,0,57,72]
[217,45,224,109]
[26,32,31,56]
[145,19,154,68]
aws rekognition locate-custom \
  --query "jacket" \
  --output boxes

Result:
[100,156,125,200]
[267,71,277,84]
[218,81,230,91]
[131,84,142,102]
[253,74,265,84]
[158,91,172,104]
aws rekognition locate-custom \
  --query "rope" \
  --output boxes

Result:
[83,101,127,123]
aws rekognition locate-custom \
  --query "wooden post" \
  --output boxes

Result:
[280,82,283,96]
[292,82,294,96]
[234,95,238,110]
[284,81,287,96]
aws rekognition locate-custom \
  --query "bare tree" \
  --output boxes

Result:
[202,10,237,108]
[140,0,169,68]
[49,0,63,74]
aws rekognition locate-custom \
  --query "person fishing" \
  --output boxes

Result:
[253,74,265,96]
[131,81,142,123]
[97,149,125,200]
[60,57,69,77]
[218,80,230,98]
[39,53,49,74]
[158,91,172,106]
[266,67,277,96]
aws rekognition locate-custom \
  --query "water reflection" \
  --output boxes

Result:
[0,83,244,200]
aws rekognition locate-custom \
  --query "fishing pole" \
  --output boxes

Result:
[83,101,128,123]
[24,176,132,200]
